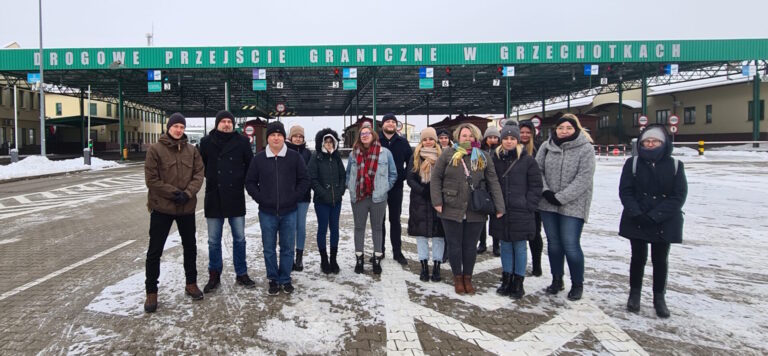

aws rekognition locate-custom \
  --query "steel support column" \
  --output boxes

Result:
[119,79,125,160]
[753,62,761,146]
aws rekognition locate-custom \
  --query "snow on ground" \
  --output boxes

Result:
[76,149,768,354]
[0,156,121,180]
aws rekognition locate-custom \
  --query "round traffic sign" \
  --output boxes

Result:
[638,115,648,126]
[531,117,541,128]
[276,103,286,113]
[669,125,679,134]
[535,127,540,136]
[248,135,255,144]
[668,115,679,125]
[244,126,255,136]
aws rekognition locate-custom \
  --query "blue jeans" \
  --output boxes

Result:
[540,211,585,284]
[295,202,310,250]
[500,240,528,276]
[315,202,342,251]
[206,216,247,276]
[259,210,297,285]
[416,237,445,261]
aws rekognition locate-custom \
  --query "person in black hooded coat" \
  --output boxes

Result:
[307,128,346,274]
[519,119,544,277]
[619,124,687,318]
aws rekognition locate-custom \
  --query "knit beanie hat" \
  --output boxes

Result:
[437,128,451,138]
[167,112,186,130]
[641,126,666,143]
[500,120,521,141]
[484,126,501,139]
[215,110,235,128]
[265,121,286,138]
[289,125,305,139]
[382,112,398,124]
[420,127,438,142]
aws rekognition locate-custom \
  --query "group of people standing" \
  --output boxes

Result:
[142,110,687,320]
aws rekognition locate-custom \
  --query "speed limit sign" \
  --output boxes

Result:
[276,103,286,113]
[244,126,255,136]
[668,115,679,125]
[638,115,648,126]
[531,117,541,128]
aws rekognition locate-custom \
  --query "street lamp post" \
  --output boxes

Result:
[38,0,46,156]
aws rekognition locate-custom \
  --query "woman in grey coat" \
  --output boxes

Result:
[431,123,505,295]
[536,114,596,301]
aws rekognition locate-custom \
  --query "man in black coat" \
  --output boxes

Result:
[199,110,255,293]
[378,113,413,265]
[246,121,311,295]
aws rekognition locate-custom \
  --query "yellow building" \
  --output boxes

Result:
[513,77,767,144]
[45,92,164,153]
[0,85,41,154]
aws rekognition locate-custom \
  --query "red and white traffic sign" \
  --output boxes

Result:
[535,128,540,136]
[244,126,255,136]
[669,125,679,134]
[276,103,286,113]
[668,115,679,126]
[248,135,255,144]
[638,115,648,126]
[531,117,541,128]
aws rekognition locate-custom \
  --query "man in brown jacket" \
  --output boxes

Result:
[143,112,205,313]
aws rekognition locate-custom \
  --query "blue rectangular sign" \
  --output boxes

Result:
[27,73,40,83]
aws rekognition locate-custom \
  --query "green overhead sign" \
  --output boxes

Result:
[342,79,357,90]
[1,39,766,71]
[147,81,162,92]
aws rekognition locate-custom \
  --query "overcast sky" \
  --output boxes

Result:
[3,0,766,141]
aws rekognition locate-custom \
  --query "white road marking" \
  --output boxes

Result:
[0,240,136,302]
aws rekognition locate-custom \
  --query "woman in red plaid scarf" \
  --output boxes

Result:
[346,123,397,275]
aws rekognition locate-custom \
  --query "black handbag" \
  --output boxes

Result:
[461,160,495,214]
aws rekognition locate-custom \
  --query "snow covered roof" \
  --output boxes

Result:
[648,75,752,96]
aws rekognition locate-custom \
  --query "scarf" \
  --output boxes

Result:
[355,142,381,202]
[418,147,439,183]
[639,145,665,163]
[450,141,486,171]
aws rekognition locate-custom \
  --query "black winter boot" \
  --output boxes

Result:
[477,238,487,254]
[627,287,642,313]
[293,249,304,272]
[320,249,331,274]
[567,283,583,301]
[419,260,430,281]
[330,247,340,274]
[354,254,364,274]
[545,275,564,295]
[431,261,442,282]
[492,237,500,257]
[372,253,383,275]
[654,292,670,318]
[203,270,221,293]
[510,275,526,300]
[496,272,511,296]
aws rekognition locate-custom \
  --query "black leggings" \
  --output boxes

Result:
[629,239,670,293]
[441,219,484,276]
[529,212,543,268]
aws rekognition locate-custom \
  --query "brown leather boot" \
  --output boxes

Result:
[463,275,476,295]
[453,275,466,295]
[185,283,204,300]
[144,293,158,313]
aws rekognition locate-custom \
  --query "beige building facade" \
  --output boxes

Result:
[0,85,41,154]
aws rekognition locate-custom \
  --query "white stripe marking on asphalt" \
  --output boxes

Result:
[0,240,135,301]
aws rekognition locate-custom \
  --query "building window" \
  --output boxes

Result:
[598,115,610,129]
[106,104,112,117]
[656,109,670,124]
[0,87,4,106]
[706,105,712,124]
[632,112,640,127]
[89,103,98,116]
[28,128,35,145]
[748,100,765,121]
[684,107,696,125]
[56,103,62,116]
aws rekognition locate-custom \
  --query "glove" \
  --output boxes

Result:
[542,190,562,206]
[173,190,190,205]
[632,214,655,226]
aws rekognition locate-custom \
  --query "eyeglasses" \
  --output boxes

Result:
[360,132,372,137]
[293,135,304,139]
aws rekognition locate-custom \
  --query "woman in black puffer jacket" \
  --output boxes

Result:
[307,128,346,274]
[489,121,542,299]
[619,124,687,318]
